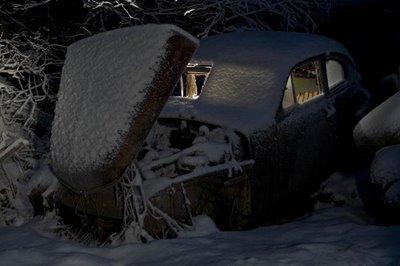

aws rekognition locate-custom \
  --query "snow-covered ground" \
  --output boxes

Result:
[2,169,400,266]
[1,207,400,265]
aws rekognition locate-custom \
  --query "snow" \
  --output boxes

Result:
[315,172,363,209]
[1,207,400,265]
[161,31,352,136]
[3,26,397,265]
[0,131,33,226]
[51,24,198,192]
[314,171,378,225]
[4,130,400,265]
[353,91,400,153]
[137,122,252,197]
[370,145,400,206]
[0,161,33,226]
[28,164,59,198]
[3,166,397,264]
[144,160,253,197]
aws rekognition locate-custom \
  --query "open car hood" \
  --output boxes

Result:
[51,25,198,193]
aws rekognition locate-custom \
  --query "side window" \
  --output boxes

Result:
[172,64,212,98]
[282,76,295,109]
[282,60,323,109]
[326,59,346,89]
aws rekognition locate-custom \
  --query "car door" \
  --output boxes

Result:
[323,55,369,151]
[276,57,337,196]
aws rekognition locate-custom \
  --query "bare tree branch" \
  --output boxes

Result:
[82,0,333,37]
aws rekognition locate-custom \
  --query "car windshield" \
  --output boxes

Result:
[172,64,212,98]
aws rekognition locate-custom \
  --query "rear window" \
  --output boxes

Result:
[172,64,212,98]
[326,59,346,89]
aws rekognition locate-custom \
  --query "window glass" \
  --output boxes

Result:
[282,61,323,109]
[326,59,345,89]
[172,64,212,98]
[292,61,323,104]
[282,76,295,109]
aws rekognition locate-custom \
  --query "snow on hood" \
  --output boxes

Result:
[161,31,352,136]
[51,24,198,191]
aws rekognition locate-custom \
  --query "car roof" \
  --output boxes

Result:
[161,31,352,135]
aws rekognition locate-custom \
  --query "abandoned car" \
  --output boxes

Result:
[51,25,370,239]
[354,91,400,213]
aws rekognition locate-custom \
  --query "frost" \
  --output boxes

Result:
[162,31,352,135]
[138,122,252,197]
[107,121,253,242]
[0,131,33,227]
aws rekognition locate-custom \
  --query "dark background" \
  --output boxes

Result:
[317,0,399,100]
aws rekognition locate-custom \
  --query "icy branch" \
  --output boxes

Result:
[83,0,333,37]
[0,137,29,162]
[11,0,53,11]
[144,160,254,198]
[0,32,64,129]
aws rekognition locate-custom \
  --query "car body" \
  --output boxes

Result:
[354,91,400,216]
[147,31,369,226]
[56,29,370,236]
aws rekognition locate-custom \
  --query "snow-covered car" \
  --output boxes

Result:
[52,25,370,239]
[143,31,370,228]
[354,91,400,214]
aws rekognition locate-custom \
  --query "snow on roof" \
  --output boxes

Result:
[161,31,352,135]
[51,24,198,191]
